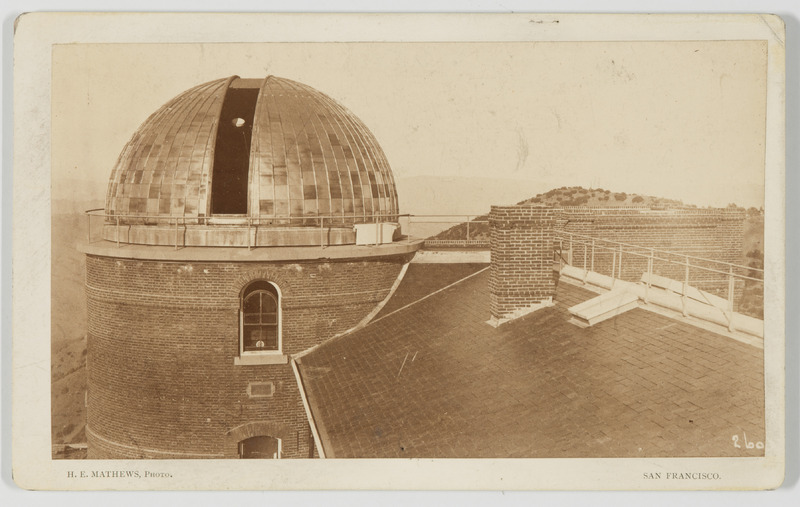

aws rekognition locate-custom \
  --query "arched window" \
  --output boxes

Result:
[240,281,281,355]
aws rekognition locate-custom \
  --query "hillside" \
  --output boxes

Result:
[52,212,89,457]
[430,186,689,243]
[519,186,686,208]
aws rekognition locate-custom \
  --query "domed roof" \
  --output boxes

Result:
[105,76,399,223]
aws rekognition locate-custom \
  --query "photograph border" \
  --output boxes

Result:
[11,12,786,491]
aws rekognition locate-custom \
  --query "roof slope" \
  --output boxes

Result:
[374,263,488,319]
[297,271,764,458]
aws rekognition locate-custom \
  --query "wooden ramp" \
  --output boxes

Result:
[567,289,640,328]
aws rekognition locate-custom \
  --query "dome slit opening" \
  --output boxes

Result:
[210,86,259,215]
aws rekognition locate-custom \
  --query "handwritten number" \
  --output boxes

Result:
[732,433,763,450]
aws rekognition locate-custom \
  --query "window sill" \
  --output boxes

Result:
[234,352,288,366]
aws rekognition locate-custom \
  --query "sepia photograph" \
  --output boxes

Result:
[12,12,786,491]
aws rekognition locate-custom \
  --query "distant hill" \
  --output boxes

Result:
[429,186,689,243]
[517,186,686,208]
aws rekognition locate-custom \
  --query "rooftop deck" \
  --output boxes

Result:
[296,267,764,458]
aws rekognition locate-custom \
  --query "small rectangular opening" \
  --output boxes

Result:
[247,382,275,398]
[210,83,259,215]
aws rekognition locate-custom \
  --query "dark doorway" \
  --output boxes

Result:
[238,435,281,459]
[210,85,259,214]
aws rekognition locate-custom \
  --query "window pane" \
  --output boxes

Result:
[243,313,260,324]
[243,325,279,351]
[243,293,260,314]
[261,292,277,312]
[263,326,278,350]
[243,325,265,351]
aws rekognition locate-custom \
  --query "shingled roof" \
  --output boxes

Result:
[295,264,764,458]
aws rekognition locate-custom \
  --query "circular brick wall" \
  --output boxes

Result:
[85,253,409,459]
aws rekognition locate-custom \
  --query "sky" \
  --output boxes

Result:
[51,40,768,211]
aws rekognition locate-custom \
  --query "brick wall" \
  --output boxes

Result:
[488,206,557,320]
[85,253,409,459]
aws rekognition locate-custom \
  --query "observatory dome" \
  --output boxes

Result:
[103,76,399,246]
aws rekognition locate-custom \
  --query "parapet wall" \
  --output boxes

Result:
[488,205,746,319]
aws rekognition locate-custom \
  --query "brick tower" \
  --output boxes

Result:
[84,76,421,459]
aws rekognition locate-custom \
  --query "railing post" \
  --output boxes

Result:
[86,214,91,244]
[319,217,324,249]
[583,243,587,270]
[375,218,380,246]
[611,250,617,288]
[645,248,654,304]
[582,242,588,284]
[559,239,563,270]
[590,239,595,273]
[248,217,252,250]
[682,255,689,317]
[466,218,470,243]
[618,244,623,281]
[568,237,573,266]
[727,265,736,331]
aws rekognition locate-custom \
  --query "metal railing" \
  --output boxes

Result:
[557,205,746,215]
[554,231,764,325]
[85,209,491,250]
[401,215,489,248]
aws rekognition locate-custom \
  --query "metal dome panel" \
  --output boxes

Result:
[248,77,398,223]
[106,77,232,220]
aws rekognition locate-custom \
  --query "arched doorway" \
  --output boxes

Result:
[238,435,281,459]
